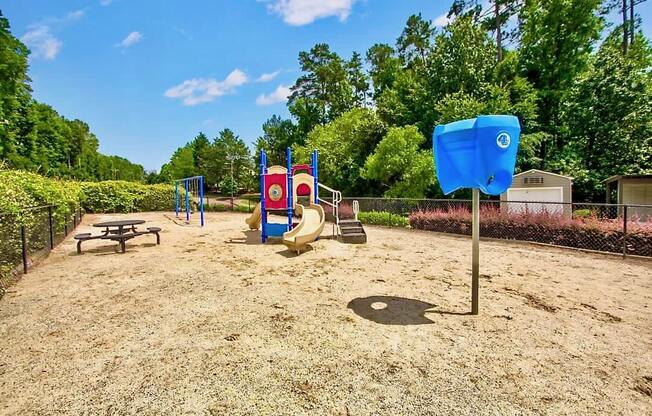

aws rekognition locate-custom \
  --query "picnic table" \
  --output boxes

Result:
[74,219,161,254]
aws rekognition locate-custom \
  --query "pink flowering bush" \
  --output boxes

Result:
[409,206,652,256]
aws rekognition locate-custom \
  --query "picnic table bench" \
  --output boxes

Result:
[74,219,161,254]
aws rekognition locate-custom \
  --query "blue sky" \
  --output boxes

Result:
[4,0,651,171]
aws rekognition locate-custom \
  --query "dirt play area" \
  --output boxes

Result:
[0,212,650,415]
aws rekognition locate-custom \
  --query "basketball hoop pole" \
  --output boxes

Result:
[471,188,480,315]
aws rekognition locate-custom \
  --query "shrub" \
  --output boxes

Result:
[358,211,410,228]
[80,181,176,213]
[409,206,652,256]
[0,170,179,293]
[573,209,592,218]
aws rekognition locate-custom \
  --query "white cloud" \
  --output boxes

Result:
[433,13,454,27]
[119,31,143,47]
[265,0,357,26]
[21,25,63,60]
[165,69,249,106]
[256,70,281,83]
[256,84,292,105]
[66,9,85,21]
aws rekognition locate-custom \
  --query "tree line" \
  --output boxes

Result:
[0,11,144,181]
[161,0,651,202]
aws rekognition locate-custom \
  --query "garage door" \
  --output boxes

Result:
[506,187,563,215]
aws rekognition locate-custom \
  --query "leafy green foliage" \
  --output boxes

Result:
[294,108,386,196]
[159,129,257,194]
[80,181,176,213]
[0,15,143,181]
[362,126,434,198]
[358,211,410,228]
[557,31,652,201]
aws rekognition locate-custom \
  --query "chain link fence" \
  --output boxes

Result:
[0,205,84,294]
[340,197,652,257]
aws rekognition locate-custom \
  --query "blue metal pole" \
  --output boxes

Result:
[175,181,179,217]
[199,176,204,227]
[185,179,190,223]
[260,150,267,243]
[313,150,319,205]
[286,147,293,230]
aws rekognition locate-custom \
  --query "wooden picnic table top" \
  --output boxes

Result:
[93,219,146,228]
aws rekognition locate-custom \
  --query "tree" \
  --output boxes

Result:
[366,43,402,99]
[0,12,145,182]
[0,11,31,165]
[346,52,369,107]
[294,108,386,196]
[396,14,434,67]
[288,43,354,133]
[254,115,299,166]
[519,0,604,163]
[165,146,196,181]
[210,129,254,193]
[448,1,524,61]
[288,44,369,138]
[362,126,435,198]
[559,29,652,201]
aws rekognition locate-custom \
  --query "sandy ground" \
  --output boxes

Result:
[0,211,650,415]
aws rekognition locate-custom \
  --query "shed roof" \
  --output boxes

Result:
[513,169,573,180]
[603,174,652,184]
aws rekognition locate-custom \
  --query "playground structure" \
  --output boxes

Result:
[433,115,521,315]
[246,148,345,252]
[175,176,205,227]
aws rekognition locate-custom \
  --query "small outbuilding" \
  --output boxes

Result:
[500,169,573,217]
[604,175,652,219]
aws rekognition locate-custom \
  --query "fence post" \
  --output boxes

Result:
[48,206,54,250]
[21,225,28,274]
[64,222,68,236]
[622,205,628,258]
[73,211,76,228]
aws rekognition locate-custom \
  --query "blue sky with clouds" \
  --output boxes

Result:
[3,0,651,171]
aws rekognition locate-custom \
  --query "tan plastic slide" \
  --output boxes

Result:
[282,204,326,254]
[245,203,262,230]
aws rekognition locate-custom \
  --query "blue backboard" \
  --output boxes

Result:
[433,115,521,196]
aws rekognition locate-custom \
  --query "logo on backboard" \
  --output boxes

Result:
[496,132,511,149]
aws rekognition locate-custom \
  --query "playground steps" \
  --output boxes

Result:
[338,220,367,244]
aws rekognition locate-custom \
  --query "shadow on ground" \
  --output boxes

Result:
[70,242,158,256]
[226,230,263,245]
[347,296,472,325]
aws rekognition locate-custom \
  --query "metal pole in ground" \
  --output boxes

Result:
[231,159,235,211]
[623,205,628,258]
[21,225,28,274]
[199,176,205,227]
[471,188,480,315]
[48,206,54,249]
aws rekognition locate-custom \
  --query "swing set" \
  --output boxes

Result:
[175,176,205,227]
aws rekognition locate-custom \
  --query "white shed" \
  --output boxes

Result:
[500,169,573,217]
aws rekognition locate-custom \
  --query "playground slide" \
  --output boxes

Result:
[245,203,262,230]
[282,204,326,253]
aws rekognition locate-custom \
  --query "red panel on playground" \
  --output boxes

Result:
[264,173,287,210]
[296,183,311,196]
[291,164,312,175]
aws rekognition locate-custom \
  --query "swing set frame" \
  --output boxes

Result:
[174,176,205,227]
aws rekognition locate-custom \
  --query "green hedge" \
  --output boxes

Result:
[358,211,410,228]
[80,181,176,213]
[0,170,178,294]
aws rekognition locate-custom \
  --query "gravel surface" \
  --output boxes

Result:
[0,212,650,415]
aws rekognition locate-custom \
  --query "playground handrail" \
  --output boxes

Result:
[318,182,342,235]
